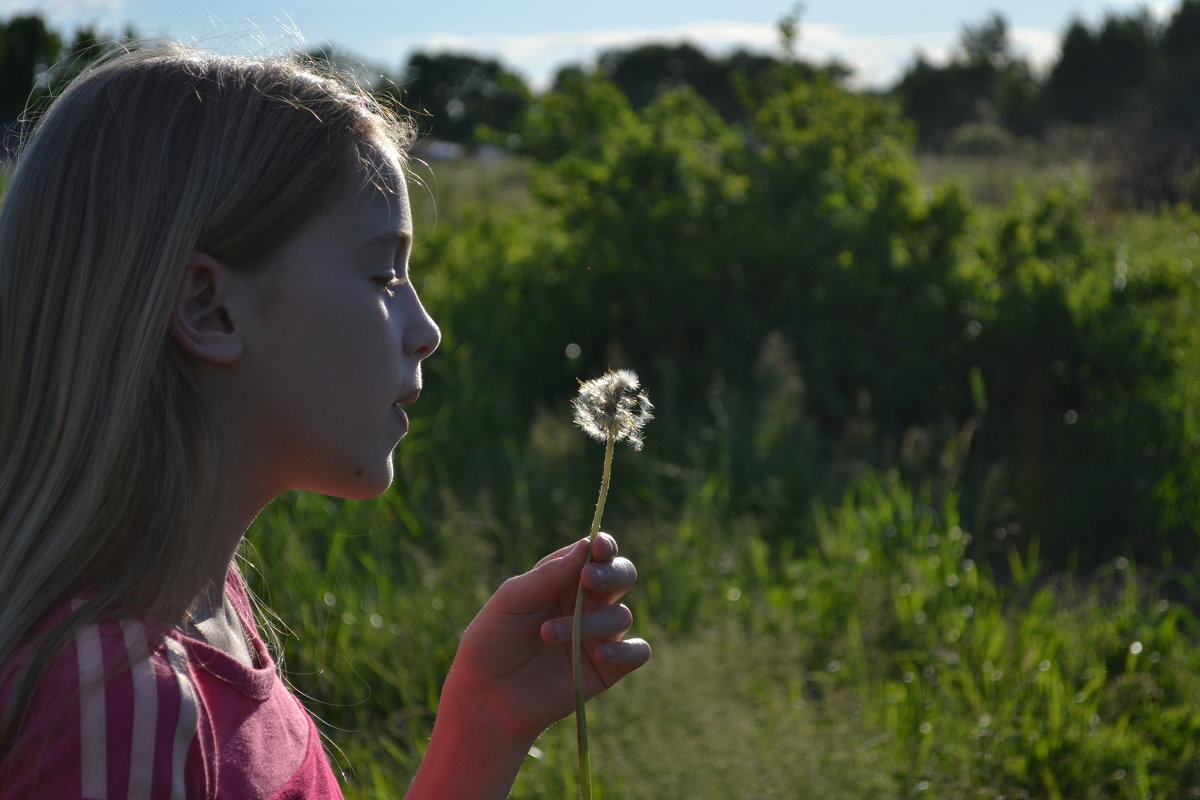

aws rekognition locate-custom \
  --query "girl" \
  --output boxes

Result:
[0,43,650,799]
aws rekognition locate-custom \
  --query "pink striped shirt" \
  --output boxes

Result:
[0,574,344,799]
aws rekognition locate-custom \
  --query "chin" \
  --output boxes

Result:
[309,462,396,500]
[338,485,392,501]
[347,471,396,500]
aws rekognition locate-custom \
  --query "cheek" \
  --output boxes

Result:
[254,291,402,413]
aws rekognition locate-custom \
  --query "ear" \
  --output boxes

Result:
[169,251,244,365]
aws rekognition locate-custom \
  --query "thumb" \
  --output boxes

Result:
[492,538,588,613]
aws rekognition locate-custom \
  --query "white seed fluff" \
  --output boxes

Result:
[571,369,654,451]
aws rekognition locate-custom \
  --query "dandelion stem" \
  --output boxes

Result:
[572,428,616,800]
[567,369,651,799]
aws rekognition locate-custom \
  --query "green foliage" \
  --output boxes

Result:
[955,191,1195,565]
[243,489,499,790]
[245,465,1200,798]
[1044,13,1163,126]
[584,39,846,126]
[799,472,1200,798]
[890,3,1198,206]
[945,122,1019,157]
[0,15,127,123]
[893,12,1042,147]
[1157,0,1200,130]
[6,30,1200,793]
[383,52,531,145]
[277,85,1200,787]
[409,67,1200,570]
[0,15,60,115]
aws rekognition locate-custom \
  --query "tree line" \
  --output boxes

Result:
[3,7,1200,568]
[0,15,125,123]
[3,5,1196,151]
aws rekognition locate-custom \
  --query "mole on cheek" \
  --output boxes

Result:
[354,469,363,477]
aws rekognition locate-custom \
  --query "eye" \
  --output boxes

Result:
[374,273,407,296]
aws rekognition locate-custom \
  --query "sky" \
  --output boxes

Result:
[0,0,1183,90]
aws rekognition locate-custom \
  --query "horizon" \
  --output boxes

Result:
[0,0,1183,90]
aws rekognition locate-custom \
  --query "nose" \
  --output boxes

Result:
[404,283,440,360]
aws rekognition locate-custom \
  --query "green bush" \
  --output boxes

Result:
[956,190,1193,565]
[245,467,1200,798]
[249,57,1200,800]
[415,69,1200,568]
[946,121,1020,156]
[247,70,1200,796]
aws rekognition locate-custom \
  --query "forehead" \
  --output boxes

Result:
[334,144,412,230]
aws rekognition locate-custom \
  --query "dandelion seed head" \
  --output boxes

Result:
[572,369,654,450]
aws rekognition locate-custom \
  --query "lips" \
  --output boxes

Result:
[393,390,418,436]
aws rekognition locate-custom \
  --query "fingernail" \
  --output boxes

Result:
[552,621,570,643]
[590,566,608,592]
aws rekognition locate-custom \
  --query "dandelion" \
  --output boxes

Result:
[571,368,654,452]
[570,369,652,800]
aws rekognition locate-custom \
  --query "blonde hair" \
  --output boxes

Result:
[0,42,414,748]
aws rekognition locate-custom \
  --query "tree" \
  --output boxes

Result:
[892,11,1038,147]
[1096,10,1162,103]
[597,42,724,111]
[1043,11,1162,125]
[1043,21,1105,125]
[960,12,1010,69]
[894,56,984,147]
[386,52,530,144]
[304,43,389,92]
[0,15,62,117]
[38,26,126,98]
[588,41,842,126]
[1159,0,1200,128]
[778,2,804,61]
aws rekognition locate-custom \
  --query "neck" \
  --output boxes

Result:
[180,485,270,668]
[189,479,272,616]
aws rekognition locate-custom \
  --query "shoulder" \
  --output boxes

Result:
[1,617,205,800]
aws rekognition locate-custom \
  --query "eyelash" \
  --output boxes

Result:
[375,274,407,296]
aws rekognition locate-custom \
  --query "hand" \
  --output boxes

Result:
[438,533,651,745]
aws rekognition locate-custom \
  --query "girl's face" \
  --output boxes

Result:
[229,152,440,500]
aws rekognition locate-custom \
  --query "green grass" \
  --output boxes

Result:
[916,152,1099,208]
[244,466,1200,798]
[407,155,535,242]
[228,155,1200,799]
[3,142,1195,796]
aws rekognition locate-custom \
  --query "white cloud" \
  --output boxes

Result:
[801,23,1064,88]
[1147,0,1178,21]
[1010,27,1061,74]
[801,23,958,88]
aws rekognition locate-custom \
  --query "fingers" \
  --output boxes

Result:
[532,531,618,571]
[492,538,587,615]
[527,532,632,599]
[589,531,618,563]
[508,532,636,622]
[540,603,633,645]
[587,637,652,695]
[580,555,637,605]
[532,537,588,569]
[595,637,652,669]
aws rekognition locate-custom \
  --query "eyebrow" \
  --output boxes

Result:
[357,230,412,251]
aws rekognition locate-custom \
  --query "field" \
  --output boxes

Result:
[234,150,1200,799]
[4,123,1200,795]
[3,13,1200,797]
